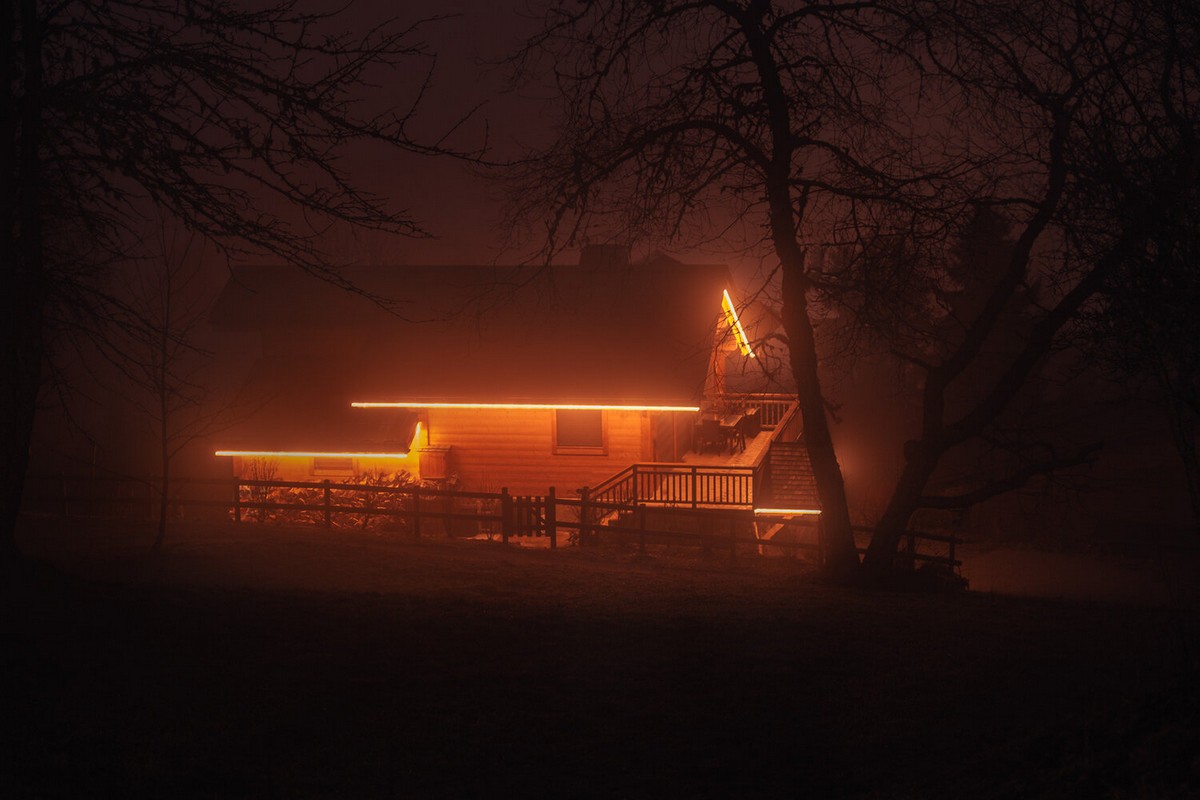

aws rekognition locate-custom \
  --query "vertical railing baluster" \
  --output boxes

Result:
[501,487,512,544]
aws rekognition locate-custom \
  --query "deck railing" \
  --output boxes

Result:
[771,400,803,443]
[590,463,757,512]
[716,393,795,428]
[589,395,804,515]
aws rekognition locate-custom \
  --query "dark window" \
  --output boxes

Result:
[554,409,604,452]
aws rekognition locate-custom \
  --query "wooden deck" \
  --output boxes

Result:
[679,427,773,469]
[585,397,808,512]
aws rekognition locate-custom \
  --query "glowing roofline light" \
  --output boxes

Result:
[351,402,701,412]
[753,507,823,516]
[214,450,409,459]
[722,289,757,358]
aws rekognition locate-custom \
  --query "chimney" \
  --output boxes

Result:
[578,244,631,269]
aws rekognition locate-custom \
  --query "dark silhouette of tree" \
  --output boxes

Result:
[508,0,1199,579]
[505,0,945,578]
[1088,191,1200,533]
[860,0,1200,570]
[2,0,475,564]
[110,224,242,550]
[1065,0,1200,536]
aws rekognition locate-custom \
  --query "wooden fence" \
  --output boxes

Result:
[24,474,961,569]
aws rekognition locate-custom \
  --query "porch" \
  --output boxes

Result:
[588,393,815,512]
[682,392,796,469]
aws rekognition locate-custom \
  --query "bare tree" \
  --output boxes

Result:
[1073,0,1200,535]
[504,0,947,577]
[506,0,1199,578]
[107,224,241,550]
[2,0,479,563]
[859,0,1200,569]
[1086,190,1200,533]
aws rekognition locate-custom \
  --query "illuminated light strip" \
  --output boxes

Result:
[352,402,701,412]
[753,508,822,516]
[722,289,757,358]
[214,450,409,459]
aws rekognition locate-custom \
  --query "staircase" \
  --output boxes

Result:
[764,441,820,509]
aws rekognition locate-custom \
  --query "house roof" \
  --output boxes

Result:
[216,359,419,453]
[212,256,737,406]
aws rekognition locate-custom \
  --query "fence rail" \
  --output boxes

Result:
[24,474,960,570]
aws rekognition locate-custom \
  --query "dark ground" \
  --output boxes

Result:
[4,518,1198,798]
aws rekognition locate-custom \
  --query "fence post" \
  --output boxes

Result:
[690,466,698,509]
[323,480,332,528]
[547,487,557,550]
[579,486,591,547]
[412,488,421,541]
[232,476,241,523]
[501,487,512,544]
[631,465,639,505]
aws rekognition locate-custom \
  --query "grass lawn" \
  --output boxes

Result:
[5,518,1198,798]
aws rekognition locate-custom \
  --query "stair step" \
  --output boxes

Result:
[761,441,821,509]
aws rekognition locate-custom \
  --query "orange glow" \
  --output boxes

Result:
[410,421,423,450]
[214,450,409,459]
[753,508,822,516]
[722,289,756,358]
[352,402,701,412]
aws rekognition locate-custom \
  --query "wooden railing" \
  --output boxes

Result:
[771,400,803,443]
[588,396,804,518]
[589,463,757,512]
[717,393,796,428]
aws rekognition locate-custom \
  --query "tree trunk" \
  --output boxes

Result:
[863,442,939,573]
[778,252,859,578]
[737,8,858,577]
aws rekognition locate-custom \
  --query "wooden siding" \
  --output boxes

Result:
[424,408,650,495]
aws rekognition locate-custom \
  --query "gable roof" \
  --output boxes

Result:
[213,257,736,406]
[213,358,419,453]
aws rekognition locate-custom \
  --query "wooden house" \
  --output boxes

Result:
[210,248,768,496]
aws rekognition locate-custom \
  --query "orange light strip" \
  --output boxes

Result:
[214,450,409,459]
[352,402,701,412]
[722,289,756,358]
[753,508,822,516]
